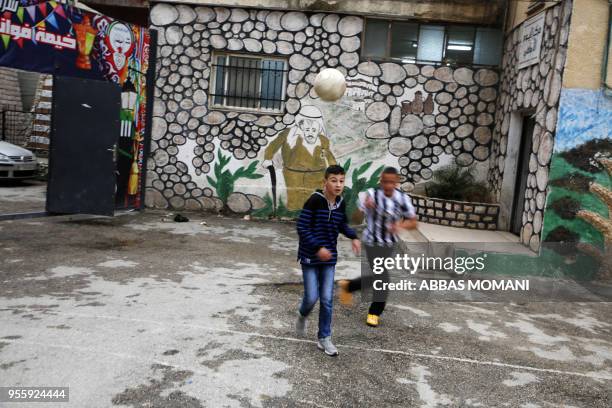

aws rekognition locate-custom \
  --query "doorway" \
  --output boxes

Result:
[510,115,535,235]
[498,111,536,235]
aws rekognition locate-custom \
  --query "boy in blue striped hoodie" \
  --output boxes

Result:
[295,165,361,356]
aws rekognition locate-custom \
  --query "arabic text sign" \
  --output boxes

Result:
[0,17,76,50]
[0,0,17,13]
[0,1,95,77]
[518,12,545,70]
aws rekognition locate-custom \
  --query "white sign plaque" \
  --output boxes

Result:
[518,13,545,70]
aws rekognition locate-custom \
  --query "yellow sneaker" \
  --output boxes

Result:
[366,314,379,327]
[337,280,353,306]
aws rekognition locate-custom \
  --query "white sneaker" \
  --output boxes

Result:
[317,336,339,356]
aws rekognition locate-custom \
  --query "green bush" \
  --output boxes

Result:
[425,165,492,203]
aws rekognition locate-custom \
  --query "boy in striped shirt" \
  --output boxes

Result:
[338,167,417,327]
[295,165,361,356]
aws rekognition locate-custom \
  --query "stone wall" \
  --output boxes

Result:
[28,75,53,150]
[487,0,572,250]
[148,3,501,219]
[0,67,24,109]
[410,193,500,230]
[0,67,27,146]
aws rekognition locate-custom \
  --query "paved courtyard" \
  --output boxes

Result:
[0,211,611,407]
[0,180,46,215]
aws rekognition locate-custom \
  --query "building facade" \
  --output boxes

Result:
[146,0,611,255]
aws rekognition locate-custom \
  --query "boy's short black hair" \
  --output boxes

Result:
[382,166,399,176]
[325,165,345,178]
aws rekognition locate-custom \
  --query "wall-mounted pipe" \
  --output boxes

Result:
[603,0,612,96]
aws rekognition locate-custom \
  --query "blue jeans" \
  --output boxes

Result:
[299,264,335,339]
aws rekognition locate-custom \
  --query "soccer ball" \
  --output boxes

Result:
[313,68,346,101]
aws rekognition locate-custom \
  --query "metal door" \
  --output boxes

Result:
[46,76,120,216]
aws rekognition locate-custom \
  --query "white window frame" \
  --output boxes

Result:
[209,52,288,114]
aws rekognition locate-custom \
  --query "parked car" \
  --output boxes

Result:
[0,141,39,180]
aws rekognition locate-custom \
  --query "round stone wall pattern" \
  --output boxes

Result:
[486,1,572,250]
[149,3,500,214]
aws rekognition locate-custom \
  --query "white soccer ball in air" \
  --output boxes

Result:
[314,68,346,101]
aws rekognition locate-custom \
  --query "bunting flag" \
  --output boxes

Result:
[35,19,45,29]
[37,3,47,17]
[16,7,24,23]
[15,38,23,48]
[25,5,37,21]
[46,12,58,29]
[1,34,10,50]
[49,1,58,8]
[53,4,66,20]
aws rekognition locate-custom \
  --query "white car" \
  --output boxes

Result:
[0,141,39,179]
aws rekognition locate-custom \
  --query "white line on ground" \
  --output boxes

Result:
[4,311,611,382]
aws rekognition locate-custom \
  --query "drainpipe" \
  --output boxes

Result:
[603,1,612,96]
[501,0,510,35]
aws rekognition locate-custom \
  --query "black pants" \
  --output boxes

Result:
[347,244,394,316]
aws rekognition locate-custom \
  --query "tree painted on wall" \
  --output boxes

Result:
[544,139,612,280]
[576,158,612,280]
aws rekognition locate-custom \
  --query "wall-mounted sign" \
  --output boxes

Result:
[518,12,545,70]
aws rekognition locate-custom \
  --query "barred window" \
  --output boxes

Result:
[210,53,288,113]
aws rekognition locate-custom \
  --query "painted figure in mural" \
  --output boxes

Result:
[262,105,337,211]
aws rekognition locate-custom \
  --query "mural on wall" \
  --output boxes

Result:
[206,148,263,212]
[263,105,335,211]
[487,0,572,250]
[542,88,612,280]
[0,0,151,209]
[148,4,501,220]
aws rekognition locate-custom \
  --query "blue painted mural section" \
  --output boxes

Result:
[555,88,612,152]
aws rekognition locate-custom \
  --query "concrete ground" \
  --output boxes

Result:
[0,179,46,214]
[0,210,611,407]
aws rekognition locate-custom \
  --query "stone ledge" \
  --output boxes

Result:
[409,193,500,231]
[153,0,504,24]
